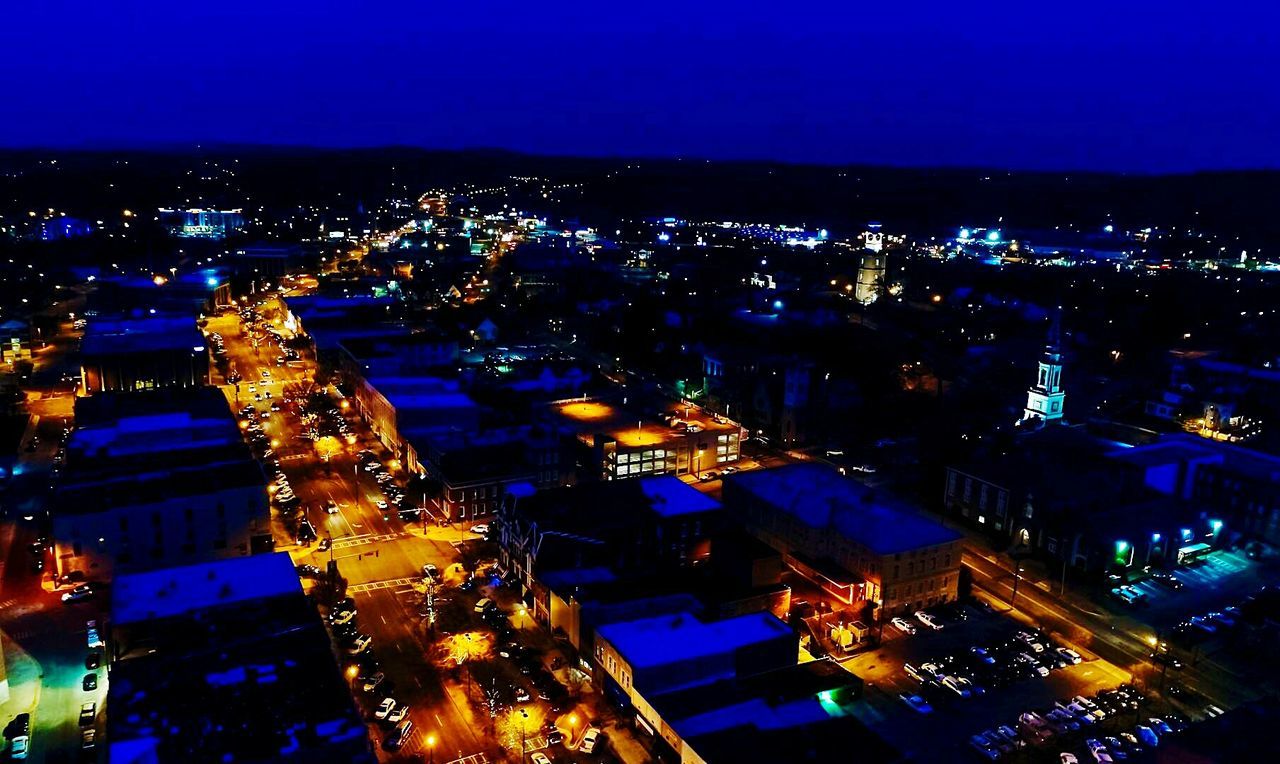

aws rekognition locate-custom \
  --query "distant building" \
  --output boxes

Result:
[854,223,887,305]
[701,347,820,447]
[231,244,313,279]
[52,388,270,580]
[549,398,743,481]
[158,208,245,240]
[724,464,962,617]
[107,553,372,762]
[79,314,209,393]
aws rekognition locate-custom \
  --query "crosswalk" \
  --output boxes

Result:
[444,753,489,764]
[348,576,421,594]
[332,532,404,550]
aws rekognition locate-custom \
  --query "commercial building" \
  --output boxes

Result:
[107,553,372,762]
[1107,433,1280,546]
[80,314,209,393]
[549,397,743,481]
[592,611,891,763]
[725,464,962,616]
[347,373,481,471]
[52,388,271,580]
[420,425,563,522]
[594,609,796,716]
[944,426,1218,577]
[498,477,723,635]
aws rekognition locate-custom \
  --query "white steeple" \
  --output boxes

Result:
[1021,311,1065,426]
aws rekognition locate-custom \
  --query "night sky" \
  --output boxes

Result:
[5,1,1278,171]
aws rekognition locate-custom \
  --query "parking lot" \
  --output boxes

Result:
[843,602,1158,762]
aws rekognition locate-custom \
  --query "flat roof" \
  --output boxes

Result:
[640,476,722,517]
[551,398,739,448]
[113,552,301,625]
[81,315,206,356]
[597,611,792,671]
[727,464,961,555]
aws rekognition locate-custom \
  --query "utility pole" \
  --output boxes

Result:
[1009,559,1024,610]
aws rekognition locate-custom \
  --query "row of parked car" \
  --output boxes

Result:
[904,626,1083,707]
[970,684,1189,761]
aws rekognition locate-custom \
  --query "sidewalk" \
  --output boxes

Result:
[0,630,41,717]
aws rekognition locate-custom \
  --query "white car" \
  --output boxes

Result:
[890,617,917,635]
[375,500,389,511]
[579,727,602,754]
[1057,647,1083,664]
[914,611,943,630]
[330,609,355,625]
[531,754,552,764]
[375,697,396,719]
[470,524,490,536]
[387,704,408,723]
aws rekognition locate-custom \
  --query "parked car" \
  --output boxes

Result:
[363,672,385,692]
[578,727,602,754]
[62,584,94,603]
[914,611,943,630]
[375,697,396,720]
[898,693,933,713]
[890,617,917,635]
[1057,647,1083,664]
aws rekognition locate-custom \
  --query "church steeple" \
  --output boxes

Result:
[1021,310,1065,426]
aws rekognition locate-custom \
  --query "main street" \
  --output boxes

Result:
[205,290,492,761]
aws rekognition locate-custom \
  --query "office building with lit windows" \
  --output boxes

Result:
[549,397,743,481]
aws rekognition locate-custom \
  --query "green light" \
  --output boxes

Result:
[1116,540,1129,552]
[818,690,834,702]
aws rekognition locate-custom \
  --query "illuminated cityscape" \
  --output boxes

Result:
[1,3,1279,763]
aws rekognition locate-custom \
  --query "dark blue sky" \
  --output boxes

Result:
[5,2,1278,171]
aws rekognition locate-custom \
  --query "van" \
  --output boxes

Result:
[474,598,491,613]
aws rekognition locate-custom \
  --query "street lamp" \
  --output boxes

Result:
[426,733,437,764]
[568,713,579,748]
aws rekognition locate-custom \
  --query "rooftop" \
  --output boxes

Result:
[726,464,961,554]
[108,553,371,762]
[550,397,740,448]
[81,314,206,356]
[112,552,301,625]
[596,611,792,671]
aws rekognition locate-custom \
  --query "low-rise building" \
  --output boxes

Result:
[80,314,209,393]
[420,426,563,522]
[593,611,895,763]
[725,464,962,617]
[499,476,722,627]
[107,553,372,762]
[52,389,270,580]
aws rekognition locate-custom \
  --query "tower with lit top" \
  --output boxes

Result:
[1021,312,1065,426]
